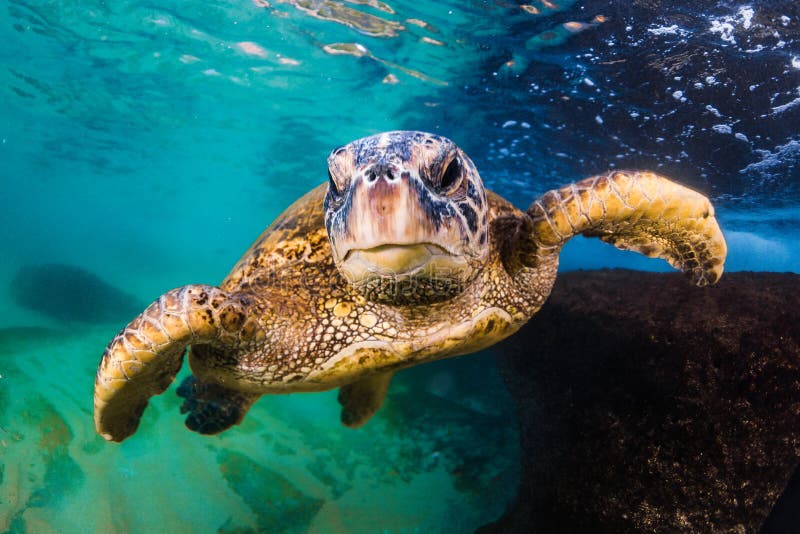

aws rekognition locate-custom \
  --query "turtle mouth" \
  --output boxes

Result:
[340,243,466,283]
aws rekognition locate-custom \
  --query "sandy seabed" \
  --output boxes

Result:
[0,324,518,533]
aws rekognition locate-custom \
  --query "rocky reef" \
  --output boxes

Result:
[482,270,800,533]
[9,263,144,324]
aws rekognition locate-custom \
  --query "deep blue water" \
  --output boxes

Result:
[1,1,799,532]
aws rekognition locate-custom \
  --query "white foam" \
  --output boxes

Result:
[773,96,800,114]
[771,88,800,114]
[708,6,755,45]
[672,90,687,102]
[741,138,800,174]
[712,124,732,134]
[739,6,754,29]
[647,24,682,36]
[710,20,736,44]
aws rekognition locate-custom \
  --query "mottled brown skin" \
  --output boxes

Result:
[94,131,726,443]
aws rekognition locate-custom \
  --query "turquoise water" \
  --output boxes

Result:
[1,1,799,532]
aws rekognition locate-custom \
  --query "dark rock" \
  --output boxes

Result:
[9,263,144,324]
[762,461,800,534]
[216,449,324,534]
[481,270,800,533]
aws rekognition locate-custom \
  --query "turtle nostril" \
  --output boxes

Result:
[365,163,400,184]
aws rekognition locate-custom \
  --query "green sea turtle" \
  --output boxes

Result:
[94,131,727,442]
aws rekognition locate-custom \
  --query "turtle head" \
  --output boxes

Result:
[324,131,489,304]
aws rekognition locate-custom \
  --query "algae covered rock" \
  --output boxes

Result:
[483,270,800,533]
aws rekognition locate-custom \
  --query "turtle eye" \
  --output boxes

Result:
[439,157,462,192]
[328,169,340,198]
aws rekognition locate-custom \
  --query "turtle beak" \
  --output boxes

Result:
[333,170,460,253]
[357,171,450,238]
[341,243,465,284]
[329,168,468,285]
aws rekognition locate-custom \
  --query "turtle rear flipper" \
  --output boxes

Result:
[528,171,727,286]
[94,285,258,442]
[338,371,394,428]
[177,375,259,435]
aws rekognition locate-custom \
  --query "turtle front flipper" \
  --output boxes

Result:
[338,371,394,428]
[94,284,256,442]
[528,171,727,286]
